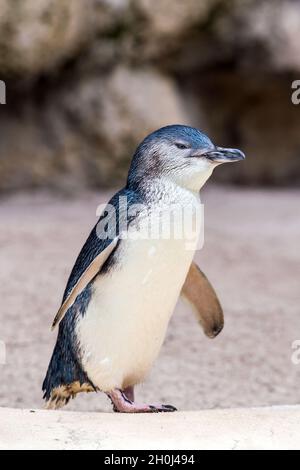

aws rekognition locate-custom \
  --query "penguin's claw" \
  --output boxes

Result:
[149,404,177,413]
[107,389,177,413]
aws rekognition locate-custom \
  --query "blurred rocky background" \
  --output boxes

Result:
[0,0,299,192]
[1,1,300,414]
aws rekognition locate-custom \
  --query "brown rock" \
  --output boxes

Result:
[0,67,189,192]
[0,0,131,77]
[0,0,299,190]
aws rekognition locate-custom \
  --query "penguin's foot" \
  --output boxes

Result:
[107,389,177,413]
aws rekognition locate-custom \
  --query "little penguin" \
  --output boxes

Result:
[43,124,245,413]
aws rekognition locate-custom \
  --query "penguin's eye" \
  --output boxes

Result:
[175,142,189,150]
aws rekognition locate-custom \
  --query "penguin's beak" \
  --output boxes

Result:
[203,147,246,163]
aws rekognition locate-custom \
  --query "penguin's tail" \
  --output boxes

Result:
[44,382,94,410]
[44,386,73,410]
[42,318,96,410]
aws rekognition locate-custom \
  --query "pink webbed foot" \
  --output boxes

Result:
[107,388,177,413]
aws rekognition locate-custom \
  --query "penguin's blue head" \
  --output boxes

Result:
[128,125,245,191]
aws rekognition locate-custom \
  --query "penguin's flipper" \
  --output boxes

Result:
[52,236,119,330]
[181,262,224,338]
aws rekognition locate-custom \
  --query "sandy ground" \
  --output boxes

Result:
[2,406,300,450]
[0,185,299,412]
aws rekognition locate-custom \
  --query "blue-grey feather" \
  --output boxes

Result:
[127,124,213,188]
[43,187,145,400]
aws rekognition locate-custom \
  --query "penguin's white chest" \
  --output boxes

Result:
[76,198,200,391]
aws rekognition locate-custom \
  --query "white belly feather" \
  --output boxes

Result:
[76,189,201,391]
